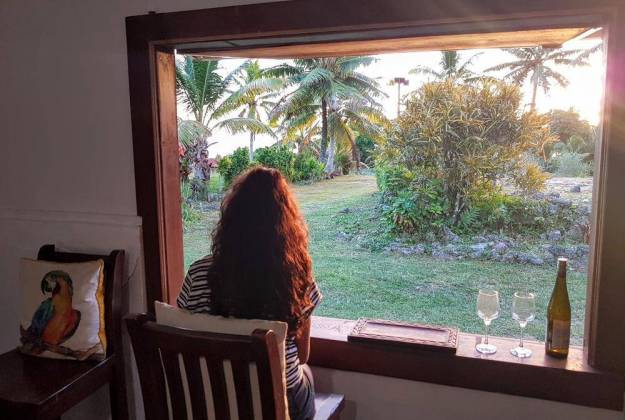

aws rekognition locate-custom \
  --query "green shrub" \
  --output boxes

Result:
[511,162,549,195]
[375,165,415,196]
[552,152,592,177]
[180,181,201,227]
[377,165,580,238]
[378,79,555,225]
[382,179,449,236]
[207,173,224,193]
[335,152,351,175]
[461,190,580,236]
[356,134,376,166]
[464,192,532,233]
[254,144,296,180]
[293,150,324,182]
[546,108,596,160]
[218,147,250,185]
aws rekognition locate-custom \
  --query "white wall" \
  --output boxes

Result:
[0,1,622,419]
[313,367,623,420]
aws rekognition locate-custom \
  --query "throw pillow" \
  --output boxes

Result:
[19,258,106,361]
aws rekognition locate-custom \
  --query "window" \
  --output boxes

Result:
[126,0,625,384]
[178,41,605,349]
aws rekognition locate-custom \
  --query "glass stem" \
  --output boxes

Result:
[484,322,489,345]
[520,325,524,348]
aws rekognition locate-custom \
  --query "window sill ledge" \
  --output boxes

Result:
[309,316,624,411]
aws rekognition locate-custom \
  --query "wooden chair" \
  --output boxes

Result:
[0,244,128,420]
[126,313,345,420]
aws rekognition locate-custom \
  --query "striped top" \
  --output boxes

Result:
[177,256,322,390]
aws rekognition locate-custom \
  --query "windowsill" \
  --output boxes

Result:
[309,316,624,411]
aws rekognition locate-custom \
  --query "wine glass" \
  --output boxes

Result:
[476,289,500,354]
[510,291,536,358]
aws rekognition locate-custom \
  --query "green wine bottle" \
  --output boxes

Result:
[545,257,571,358]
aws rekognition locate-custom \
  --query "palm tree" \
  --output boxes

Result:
[176,57,227,181]
[410,50,482,81]
[267,57,385,164]
[485,46,600,110]
[325,98,387,173]
[278,104,320,154]
[176,56,225,128]
[213,60,282,159]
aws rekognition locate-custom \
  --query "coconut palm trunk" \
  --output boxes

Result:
[249,132,255,160]
[325,137,336,174]
[320,98,329,161]
[530,75,539,111]
[347,130,360,173]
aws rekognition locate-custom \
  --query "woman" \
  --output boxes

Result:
[177,166,321,420]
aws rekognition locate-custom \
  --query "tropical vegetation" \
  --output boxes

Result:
[410,50,482,82]
[485,46,600,110]
[179,43,601,343]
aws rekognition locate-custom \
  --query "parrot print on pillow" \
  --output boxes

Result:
[22,270,81,354]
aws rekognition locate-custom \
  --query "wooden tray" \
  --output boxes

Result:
[348,318,458,354]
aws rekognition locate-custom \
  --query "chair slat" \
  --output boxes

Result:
[183,354,209,420]
[251,330,286,420]
[231,359,254,420]
[207,358,230,420]
[160,350,188,420]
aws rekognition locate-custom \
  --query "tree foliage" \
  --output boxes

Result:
[213,60,280,159]
[379,79,554,224]
[217,147,251,185]
[485,45,600,110]
[254,144,297,181]
[356,134,376,166]
[176,57,227,186]
[410,50,482,82]
[546,108,596,160]
[176,57,225,125]
[267,57,386,167]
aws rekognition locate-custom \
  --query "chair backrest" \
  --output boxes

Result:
[126,313,287,420]
[37,244,126,357]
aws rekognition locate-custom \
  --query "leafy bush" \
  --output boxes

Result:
[375,165,414,196]
[335,151,351,175]
[378,79,554,226]
[546,108,596,160]
[464,192,537,233]
[293,150,324,182]
[180,181,201,227]
[552,152,592,177]
[189,178,209,201]
[376,164,573,237]
[511,162,549,195]
[382,179,449,236]
[218,147,250,185]
[219,145,325,185]
[254,144,296,180]
[356,134,376,166]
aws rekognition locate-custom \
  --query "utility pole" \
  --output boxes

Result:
[390,77,409,118]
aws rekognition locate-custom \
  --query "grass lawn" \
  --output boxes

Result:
[183,174,587,344]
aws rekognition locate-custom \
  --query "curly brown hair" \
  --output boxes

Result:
[207,166,314,335]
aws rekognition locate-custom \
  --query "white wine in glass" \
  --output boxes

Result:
[476,289,500,354]
[511,291,536,358]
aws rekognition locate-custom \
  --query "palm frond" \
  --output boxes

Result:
[409,66,443,78]
[177,119,211,147]
[216,117,277,138]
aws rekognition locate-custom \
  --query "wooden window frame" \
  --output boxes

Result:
[125,0,625,398]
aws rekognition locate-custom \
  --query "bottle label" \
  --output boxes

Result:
[550,320,570,349]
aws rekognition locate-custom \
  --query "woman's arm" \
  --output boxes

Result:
[294,317,311,364]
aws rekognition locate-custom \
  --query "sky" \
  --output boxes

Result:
[177,38,605,157]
